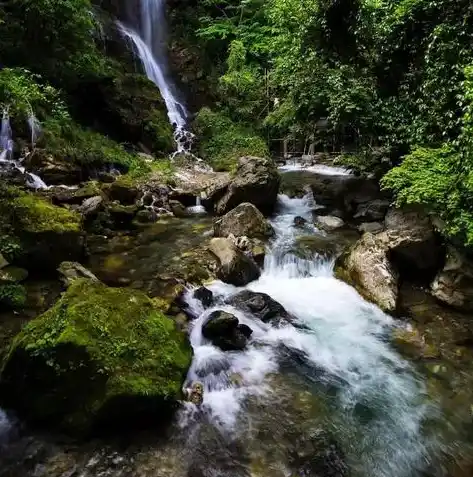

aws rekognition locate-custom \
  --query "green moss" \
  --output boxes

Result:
[0,279,192,434]
[193,107,269,171]
[10,190,81,234]
[0,284,26,310]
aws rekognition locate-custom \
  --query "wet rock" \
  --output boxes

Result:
[193,286,213,308]
[169,199,189,218]
[77,195,103,216]
[289,431,349,477]
[214,202,274,239]
[337,232,398,313]
[227,234,266,266]
[392,326,439,360]
[294,216,307,228]
[384,207,444,278]
[353,199,390,222]
[202,310,253,351]
[208,157,280,215]
[309,172,383,219]
[209,238,260,286]
[134,209,157,224]
[107,203,138,227]
[358,222,383,234]
[0,279,192,436]
[185,382,204,406]
[226,290,292,325]
[0,266,28,284]
[57,261,99,287]
[24,150,83,185]
[315,215,345,231]
[431,247,473,311]
[51,181,102,206]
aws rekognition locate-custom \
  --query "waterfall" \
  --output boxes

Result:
[117,0,193,153]
[0,110,14,162]
[27,111,42,146]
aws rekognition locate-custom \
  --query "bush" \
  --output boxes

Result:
[193,107,269,171]
[0,284,26,310]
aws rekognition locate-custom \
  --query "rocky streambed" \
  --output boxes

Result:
[1,159,473,477]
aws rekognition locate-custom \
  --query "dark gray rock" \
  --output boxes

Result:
[202,310,253,351]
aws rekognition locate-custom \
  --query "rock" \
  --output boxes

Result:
[289,431,349,477]
[106,180,140,205]
[78,195,103,216]
[214,203,274,239]
[431,247,473,311]
[337,233,398,313]
[24,150,83,185]
[169,199,188,218]
[0,279,192,435]
[193,286,213,308]
[1,187,85,271]
[133,209,157,224]
[294,216,307,227]
[354,199,390,222]
[57,261,99,287]
[392,326,439,360]
[0,253,9,270]
[209,157,280,215]
[51,181,102,206]
[308,172,383,218]
[208,238,260,286]
[226,290,292,325]
[315,215,345,231]
[202,310,252,351]
[107,203,138,228]
[358,222,383,234]
[0,266,28,284]
[384,207,443,278]
[227,234,266,266]
[186,382,204,406]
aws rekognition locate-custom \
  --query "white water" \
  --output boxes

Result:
[117,0,193,153]
[279,162,352,176]
[182,192,436,476]
[185,196,207,215]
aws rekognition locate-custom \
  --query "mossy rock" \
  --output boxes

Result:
[0,279,192,436]
[0,186,84,270]
[0,283,26,311]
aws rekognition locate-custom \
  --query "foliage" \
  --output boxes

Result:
[193,107,269,171]
[0,284,26,311]
[42,118,137,168]
[0,68,68,121]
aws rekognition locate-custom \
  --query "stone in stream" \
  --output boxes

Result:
[209,237,260,286]
[202,310,253,351]
[0,279,192,436]
[226,290,293,325]
[206,156,280,216]
[57,261,99,287]
[294,216,307,228]
[185,381,204,406]
[213,202,275,239]
[0,266,28,284]
[193,286,214,308]
[315,215,345,231]
[77,195,103,216]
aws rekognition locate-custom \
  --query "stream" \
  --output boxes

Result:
[0,169,472,477]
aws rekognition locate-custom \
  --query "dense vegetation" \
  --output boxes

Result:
[173,0,473,245]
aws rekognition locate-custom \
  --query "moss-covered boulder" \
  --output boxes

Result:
[0,279,192,436]
[0,186,84,270]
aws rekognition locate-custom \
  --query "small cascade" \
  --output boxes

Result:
[27,110,42,146]
[185,195,206,215]
[0,109,14,162]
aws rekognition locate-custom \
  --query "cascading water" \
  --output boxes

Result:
[0,110,14,162]
[181,190,438,476]
[117,0,193,153]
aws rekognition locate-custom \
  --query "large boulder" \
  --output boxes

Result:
[0,279,192,435]
[226,290,292,325]
[57,261,99,287]
[24,150,83,185]
[207,157,280,215]
[202,310,252,351]
[354,199,390,223]
[314,215,345,231]
[337,207,444,312]
[431,247,473,311]
[213,203,274,240]
[209,238,260,286]
[337,233,399,313]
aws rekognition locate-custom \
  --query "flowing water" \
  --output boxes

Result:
[181,190,438,477]
[117,0,193,153]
